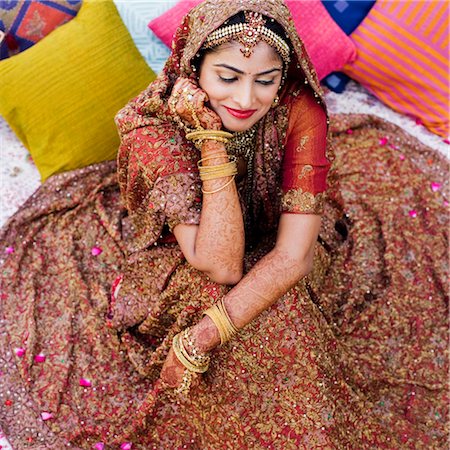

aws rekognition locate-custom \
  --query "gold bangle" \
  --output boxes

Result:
[204,306,228,345]
[172,333,209,373]
[198,155,236,167]
[203,300,239,346]
[179,331,210,368]
[201,176,235,195]
[218,298,239,334]
[198,161,237,173]
[199,166,237,182]
[186,130,233,141]
[181,328,210,366]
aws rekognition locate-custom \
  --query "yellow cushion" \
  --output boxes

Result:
[0,0,156,181]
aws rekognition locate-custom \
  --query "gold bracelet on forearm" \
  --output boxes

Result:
[203,298,239,345]
[186,130,233,150]
[201,176,236,194]
[198,155,237,182]
[172,332,210,373]
[186,130,233,141]
[198,163,238,181]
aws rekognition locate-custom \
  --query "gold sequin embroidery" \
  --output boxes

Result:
[281,188,325,214]
[296,135,310,152]
[297,165,313,180]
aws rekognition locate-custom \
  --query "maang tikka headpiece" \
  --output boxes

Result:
[203,11,291,66]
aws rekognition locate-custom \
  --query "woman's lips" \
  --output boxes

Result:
[224,106,257,119]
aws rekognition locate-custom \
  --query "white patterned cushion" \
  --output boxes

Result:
[113,0,178,74]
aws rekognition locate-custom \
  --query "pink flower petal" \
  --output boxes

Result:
[5,247,14,254]
[399,154,405,161]
[94,443,105,450]
[379,137,388,146]
[346,129,354,135]
[79,378,92,387]
[431,182,442,192]
[409,210,418,218]
[443,138,450,145]
[91,246,103,256]
[34,353,46,363]
[415,118,423,125]
[121,443,133,450]
[444,201,449,207]
[14,348,25,357]
[41,412,53,421]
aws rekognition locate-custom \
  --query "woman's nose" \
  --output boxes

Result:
[233,82,254,109]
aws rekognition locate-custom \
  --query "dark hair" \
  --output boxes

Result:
[192,11,292,73]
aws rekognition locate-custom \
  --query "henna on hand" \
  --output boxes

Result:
[169,78,222,130]
[160,347,200,390]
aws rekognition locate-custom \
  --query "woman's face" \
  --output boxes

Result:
[198,41,283,132]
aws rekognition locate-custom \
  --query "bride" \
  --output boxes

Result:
[0,1,447,448]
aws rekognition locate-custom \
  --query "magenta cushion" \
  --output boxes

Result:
[148,0,356,80]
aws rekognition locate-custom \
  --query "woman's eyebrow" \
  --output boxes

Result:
[213,64,282,76]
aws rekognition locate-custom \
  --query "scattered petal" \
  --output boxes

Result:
[431,182,442,192]
[346,129,353,134]
[444,201,449,207]
[121,443,133,450]
[409,210,418,218]
[415,118,423,125]
[41,412,53,421]
[94,443,105,450]
[79,378,92,387]
[379,137,388,146]
[443,139,450,145]
[399,154,405,161]
[14,348,25,357]
[91,246,103,256]
[389,144,399,150]
[5,246,14,254]
[34,353,46,363]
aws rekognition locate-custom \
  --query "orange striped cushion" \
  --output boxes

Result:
[343,0,449,137]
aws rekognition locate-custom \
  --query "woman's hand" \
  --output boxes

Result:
[169,78,222,131]
[160,346,200,392]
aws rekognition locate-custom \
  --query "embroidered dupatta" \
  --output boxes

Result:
[114,0,332,251]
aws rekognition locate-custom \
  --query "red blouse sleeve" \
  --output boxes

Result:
[281,89,330,214]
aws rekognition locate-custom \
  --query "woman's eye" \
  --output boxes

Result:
[219,76,237,83]
[256,80,275,86]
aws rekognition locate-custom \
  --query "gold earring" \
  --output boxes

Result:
[271,95,279,108]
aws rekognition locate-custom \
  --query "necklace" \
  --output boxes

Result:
[226,125,258,232]
[226,125,257,160]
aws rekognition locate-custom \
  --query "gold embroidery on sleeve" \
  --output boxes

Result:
[297,165,313,180]
[295,135,310,152]
[281,188,325,214]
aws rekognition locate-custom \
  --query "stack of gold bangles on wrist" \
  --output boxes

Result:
[189,131,238,194]
[197,155,238,181]
[172,327,211,395]
[185,130,233,150]
[204,297,239,346]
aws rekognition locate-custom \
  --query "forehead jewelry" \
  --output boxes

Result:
[203,11,291,66]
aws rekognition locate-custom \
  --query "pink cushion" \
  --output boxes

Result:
[342,0,449,137]
[148,0,356,80]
